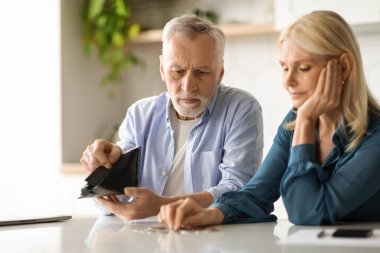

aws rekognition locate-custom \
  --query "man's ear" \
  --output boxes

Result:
[217,61,224,85]
[159,55,165,82]
[339,53,352,82]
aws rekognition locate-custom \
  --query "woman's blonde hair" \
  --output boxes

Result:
[279,10,380,151]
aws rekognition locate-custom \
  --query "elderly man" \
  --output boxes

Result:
[81,14,263,221]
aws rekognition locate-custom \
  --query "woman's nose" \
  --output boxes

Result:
[284,70,297,87]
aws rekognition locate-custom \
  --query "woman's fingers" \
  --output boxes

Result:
[173,198,200,230]
[328,59,344,108]
[335,63,344,103]
[314,59,343,113]
[159,198,205,231]
[323,59,333,97]
[315,67,327,97]
[159,200,182,229]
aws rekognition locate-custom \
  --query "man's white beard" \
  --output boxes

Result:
[172,95,209,118]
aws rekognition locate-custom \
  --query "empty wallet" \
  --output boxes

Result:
[78,146,140,199]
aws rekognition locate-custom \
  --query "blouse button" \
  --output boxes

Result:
[161,171,167,176]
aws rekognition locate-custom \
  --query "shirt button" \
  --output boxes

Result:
[161,171,167,176]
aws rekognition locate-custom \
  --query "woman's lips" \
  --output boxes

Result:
[289,92,305,98]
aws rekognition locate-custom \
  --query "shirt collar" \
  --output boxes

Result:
[203,85,221,120]
[332,122,350,152]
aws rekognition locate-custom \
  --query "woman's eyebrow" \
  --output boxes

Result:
[278,59,314,65]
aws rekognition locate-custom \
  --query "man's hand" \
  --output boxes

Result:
[80,139,122,172]
[158,198,224,231]
[95,187,165,221]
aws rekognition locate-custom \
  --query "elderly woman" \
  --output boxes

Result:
[159,10,380,228]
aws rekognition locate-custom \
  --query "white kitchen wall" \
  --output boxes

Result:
[0,1,60,171]
[274,0,380,30]
[0,0,90,217]
[0,0,100,217]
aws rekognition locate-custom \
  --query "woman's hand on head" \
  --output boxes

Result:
[158,198,224,231]
[297,59,344,123]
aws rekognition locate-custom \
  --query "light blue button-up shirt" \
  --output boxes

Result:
[117,85,263,199]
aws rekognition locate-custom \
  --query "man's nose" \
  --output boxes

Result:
[181,73,197,93]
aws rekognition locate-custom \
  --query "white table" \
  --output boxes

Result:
[0,215,379,253]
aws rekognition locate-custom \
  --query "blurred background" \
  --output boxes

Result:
[0,0,379,218]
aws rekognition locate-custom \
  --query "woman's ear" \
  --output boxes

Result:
[339,53,352,82]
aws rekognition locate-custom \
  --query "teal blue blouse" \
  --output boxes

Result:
[211,110,380,225]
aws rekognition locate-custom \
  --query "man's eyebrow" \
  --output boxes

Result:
[170,64,183,69]
[195,66,211,70]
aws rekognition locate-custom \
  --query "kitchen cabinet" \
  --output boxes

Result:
[131,23,276,44]
[274,0,380,30]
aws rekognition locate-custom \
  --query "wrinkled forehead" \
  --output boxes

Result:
[162,34,220,65]
[163,31,223,63]
[163,33,215,51]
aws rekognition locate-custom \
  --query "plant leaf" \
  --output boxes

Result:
[88,0,105,21]
[114,0,129,18]
[113,48,123,62]
[127,23,140,39]
[96,15,107,27]
[112,31,124,47]
[82,0,140,92]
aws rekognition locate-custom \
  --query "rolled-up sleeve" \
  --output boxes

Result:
[206,98,264,199]
[208,113,295,223]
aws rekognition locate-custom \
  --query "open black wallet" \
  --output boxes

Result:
[78,146,140,199]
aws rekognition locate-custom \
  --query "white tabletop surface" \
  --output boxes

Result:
[0,215,379,253]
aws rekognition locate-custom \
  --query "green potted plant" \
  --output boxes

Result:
[82,0,140,90]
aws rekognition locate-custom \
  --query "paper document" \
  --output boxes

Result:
[280,229,380,247]
[0,215,72,226]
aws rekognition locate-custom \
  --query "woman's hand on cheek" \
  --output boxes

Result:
[297,59,344,123]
